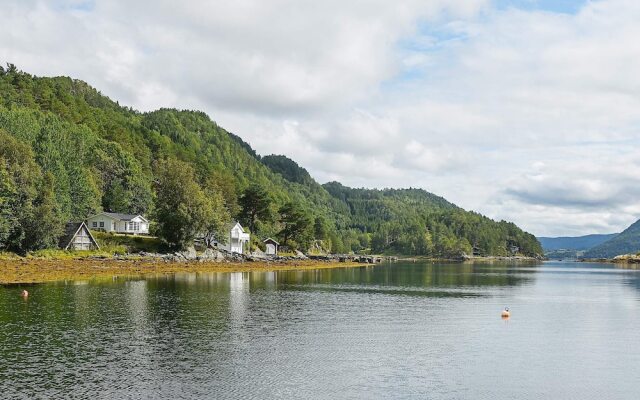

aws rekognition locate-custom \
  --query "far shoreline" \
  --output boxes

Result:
[577,255,640,264]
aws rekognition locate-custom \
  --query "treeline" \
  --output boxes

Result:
[323,182,542,257]
[0,65,542,257]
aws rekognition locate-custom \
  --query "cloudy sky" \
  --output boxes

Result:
[2,0,639,237]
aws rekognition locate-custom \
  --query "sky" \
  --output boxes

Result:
[1,0,639,237]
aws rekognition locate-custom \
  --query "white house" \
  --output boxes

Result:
[263,238,279,256]
[86,212,149,235]
[221,222,250,254]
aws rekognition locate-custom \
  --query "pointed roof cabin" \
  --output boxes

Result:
[59,222,100,251]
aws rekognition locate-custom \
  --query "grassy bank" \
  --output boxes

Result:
[0,232,169,261]
[0,258,366,284]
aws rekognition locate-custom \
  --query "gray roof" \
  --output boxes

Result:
[263,237,279,245]
[227,221,244,231]
[101,212,143,221]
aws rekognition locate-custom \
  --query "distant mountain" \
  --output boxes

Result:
[584,219,640,259]
[538,234,618,252]
[543,249,583,259]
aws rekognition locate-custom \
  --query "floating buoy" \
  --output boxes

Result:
[21,289,29,298]
[501,307,510,318]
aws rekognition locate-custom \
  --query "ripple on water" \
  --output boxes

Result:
[1,261,640,399]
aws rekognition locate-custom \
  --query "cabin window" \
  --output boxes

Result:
[128,222,140,231]
[99,222,104,228]
[92,222,97,228]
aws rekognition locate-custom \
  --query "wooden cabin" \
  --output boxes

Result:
[59,222,100,251]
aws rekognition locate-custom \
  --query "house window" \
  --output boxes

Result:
[99,222,104,228]
[128,222,140,231]
[92,222,97,228]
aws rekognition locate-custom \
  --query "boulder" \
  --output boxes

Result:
[199,248,225,261]
[175,246,197,260]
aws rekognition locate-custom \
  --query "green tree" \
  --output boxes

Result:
[0,129,40,252]
[201,177,231,247]
[206,171,239,218]
[314,216,329,240]
[0,162,14,245]
[239,184,273,234]
[69,166,101,219]
[154,158,214,249]
[22,173,64,251]
[278,202,312,249]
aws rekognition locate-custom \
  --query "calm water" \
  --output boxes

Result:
[1,261,640,399]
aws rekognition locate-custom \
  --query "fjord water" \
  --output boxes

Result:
[1,261,640,399]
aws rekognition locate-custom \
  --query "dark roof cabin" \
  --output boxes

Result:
[59,222,100,251]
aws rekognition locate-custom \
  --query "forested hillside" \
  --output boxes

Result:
[538,234,619,251]
[323,182,541,257]
[584,219,640,258]
[0,65,542,257]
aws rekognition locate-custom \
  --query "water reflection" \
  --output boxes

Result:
[2,261,640,399]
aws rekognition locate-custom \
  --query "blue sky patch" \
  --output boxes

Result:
[495,0,587,14]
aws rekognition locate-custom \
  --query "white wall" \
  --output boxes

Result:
[87,215,149,234]
[265,243,276,255]
[87,215,115,232]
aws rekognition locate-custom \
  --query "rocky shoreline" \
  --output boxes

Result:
[85,249,537,264]
[102,248,391,264]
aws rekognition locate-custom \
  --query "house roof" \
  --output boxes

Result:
[91,212,148,222]
[58,222,100,250]
[263,237,279,245]
[227,221,245,232]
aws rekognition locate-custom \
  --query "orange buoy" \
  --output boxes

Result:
[501,307,510,318]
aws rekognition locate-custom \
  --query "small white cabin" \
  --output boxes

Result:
[221,222,250,254]
[86,212,149,235]
[263,238,279,256]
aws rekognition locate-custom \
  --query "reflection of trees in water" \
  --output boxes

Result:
[269,262,538,291]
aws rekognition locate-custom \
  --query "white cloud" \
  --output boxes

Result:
[1,0,639,236]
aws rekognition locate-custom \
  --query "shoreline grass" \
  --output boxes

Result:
[0,258,367,285]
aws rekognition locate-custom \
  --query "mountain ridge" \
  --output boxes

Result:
[0,65,542,256]
[538,233,619,252]
[583,219,640,258]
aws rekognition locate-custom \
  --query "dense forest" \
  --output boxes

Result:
[0,65,542,257]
